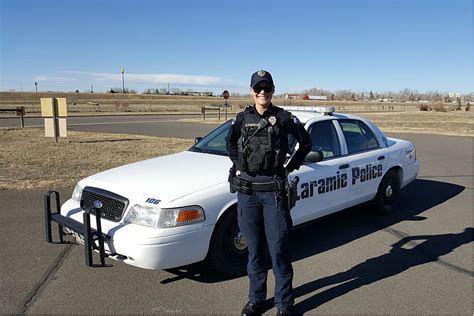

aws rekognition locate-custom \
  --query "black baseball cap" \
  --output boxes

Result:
[250,70,274,88]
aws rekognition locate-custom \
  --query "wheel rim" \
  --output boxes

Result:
[222,223,248,265]
[233,232,248,251]
[383,178,396,205]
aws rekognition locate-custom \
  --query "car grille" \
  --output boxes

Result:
[81,187,129,222]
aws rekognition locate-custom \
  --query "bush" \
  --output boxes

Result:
[466,103,471,111]
[432,103,447,112]
[418,104,431,111]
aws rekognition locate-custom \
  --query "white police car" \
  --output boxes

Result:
[54,106,419,276]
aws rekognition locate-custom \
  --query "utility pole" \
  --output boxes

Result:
[35,82,38,93]
[121,67,125,93]
[91,84,93,93]
[20,84,22,92]
[167,83,170,95]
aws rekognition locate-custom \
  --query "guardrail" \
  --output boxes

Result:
[0,106,25,128]
[201,106,229,121]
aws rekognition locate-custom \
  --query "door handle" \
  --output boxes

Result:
[339,164,350,170]
[377,156,385,161]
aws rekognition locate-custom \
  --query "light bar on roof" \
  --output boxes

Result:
[282,106,336,115]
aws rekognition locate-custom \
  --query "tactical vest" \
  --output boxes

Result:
[238,111,287,174]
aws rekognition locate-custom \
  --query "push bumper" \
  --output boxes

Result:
[45,191,110,267]
[45,192,214,270]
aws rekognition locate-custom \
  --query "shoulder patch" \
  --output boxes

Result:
[291,114,300,124]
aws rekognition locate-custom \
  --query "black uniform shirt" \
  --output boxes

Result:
[226,103,312,176]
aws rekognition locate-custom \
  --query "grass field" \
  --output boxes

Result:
[1,91,427,114]
[0,128,194,191]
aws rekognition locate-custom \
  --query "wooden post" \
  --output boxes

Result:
[53,98,59,143]
[17,106,25,128]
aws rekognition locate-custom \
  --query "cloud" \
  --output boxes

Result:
[64,71,243,87]
[33,75,77,81]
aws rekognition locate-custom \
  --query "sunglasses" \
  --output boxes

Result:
[252,84,273,93]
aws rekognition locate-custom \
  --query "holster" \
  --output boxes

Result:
[228,168,237,193]
[286,176,300,210]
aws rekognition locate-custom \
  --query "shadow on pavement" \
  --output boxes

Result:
[292,227,473,314]
[162,179,465,284]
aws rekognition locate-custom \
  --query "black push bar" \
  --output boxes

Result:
[44,190,110,267]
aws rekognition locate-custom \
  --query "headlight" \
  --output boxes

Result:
[71,184,83,204]
[124,205,205,228]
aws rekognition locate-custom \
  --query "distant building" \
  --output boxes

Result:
[303,95,327,100]
[285,93,301,99]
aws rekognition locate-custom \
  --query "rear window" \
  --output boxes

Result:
[338,120,379,154]
[307,120,341,158]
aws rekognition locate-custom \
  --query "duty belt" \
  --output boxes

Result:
[231,176,285,194]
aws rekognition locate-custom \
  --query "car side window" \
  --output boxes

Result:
[307,120,341,158]
[338,120,379,154]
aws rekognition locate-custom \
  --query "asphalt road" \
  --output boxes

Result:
[0,114,222,139]
[0,117,472,314]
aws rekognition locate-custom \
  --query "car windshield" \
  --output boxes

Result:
[189,120,233,156]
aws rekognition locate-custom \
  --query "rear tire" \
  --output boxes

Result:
[206,207,248,277]
[374,170,400,214]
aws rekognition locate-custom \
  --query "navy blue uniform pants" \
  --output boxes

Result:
[237,190,294,310]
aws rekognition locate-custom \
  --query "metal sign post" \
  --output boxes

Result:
[222,90,230,120]
[121,67,125,93]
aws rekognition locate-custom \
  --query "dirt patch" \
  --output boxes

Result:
[0,128,194,191]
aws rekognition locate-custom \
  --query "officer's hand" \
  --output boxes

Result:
[236,170,241,176]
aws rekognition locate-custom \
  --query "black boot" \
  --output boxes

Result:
[241,301,264,316]
[276,306,296,315]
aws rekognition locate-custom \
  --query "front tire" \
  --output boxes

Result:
[206,207,248,276]
[374,170,400,214]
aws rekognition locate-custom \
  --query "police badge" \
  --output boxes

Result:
[268,116,277,126]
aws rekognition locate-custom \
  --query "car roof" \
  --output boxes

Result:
[282,106,362,124]
[282,106,387,143]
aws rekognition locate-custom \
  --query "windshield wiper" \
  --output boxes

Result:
[189,146,209,154]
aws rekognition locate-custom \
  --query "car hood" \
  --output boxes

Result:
[79,151,232,203]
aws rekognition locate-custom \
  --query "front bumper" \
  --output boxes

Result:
[60,199,214,270]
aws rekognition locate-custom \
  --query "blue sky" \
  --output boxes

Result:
[1,0,473,94]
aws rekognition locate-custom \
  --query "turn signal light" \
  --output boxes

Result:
[176,209,204,223]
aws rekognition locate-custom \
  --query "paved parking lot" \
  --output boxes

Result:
[0,125,472,314]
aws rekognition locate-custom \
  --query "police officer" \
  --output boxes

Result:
[226,70,311,315]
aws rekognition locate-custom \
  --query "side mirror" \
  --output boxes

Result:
[195,137,202,144]
[305,150,324,163]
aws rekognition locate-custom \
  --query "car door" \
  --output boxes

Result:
[337,119,387,206]
[290,119,350,226]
